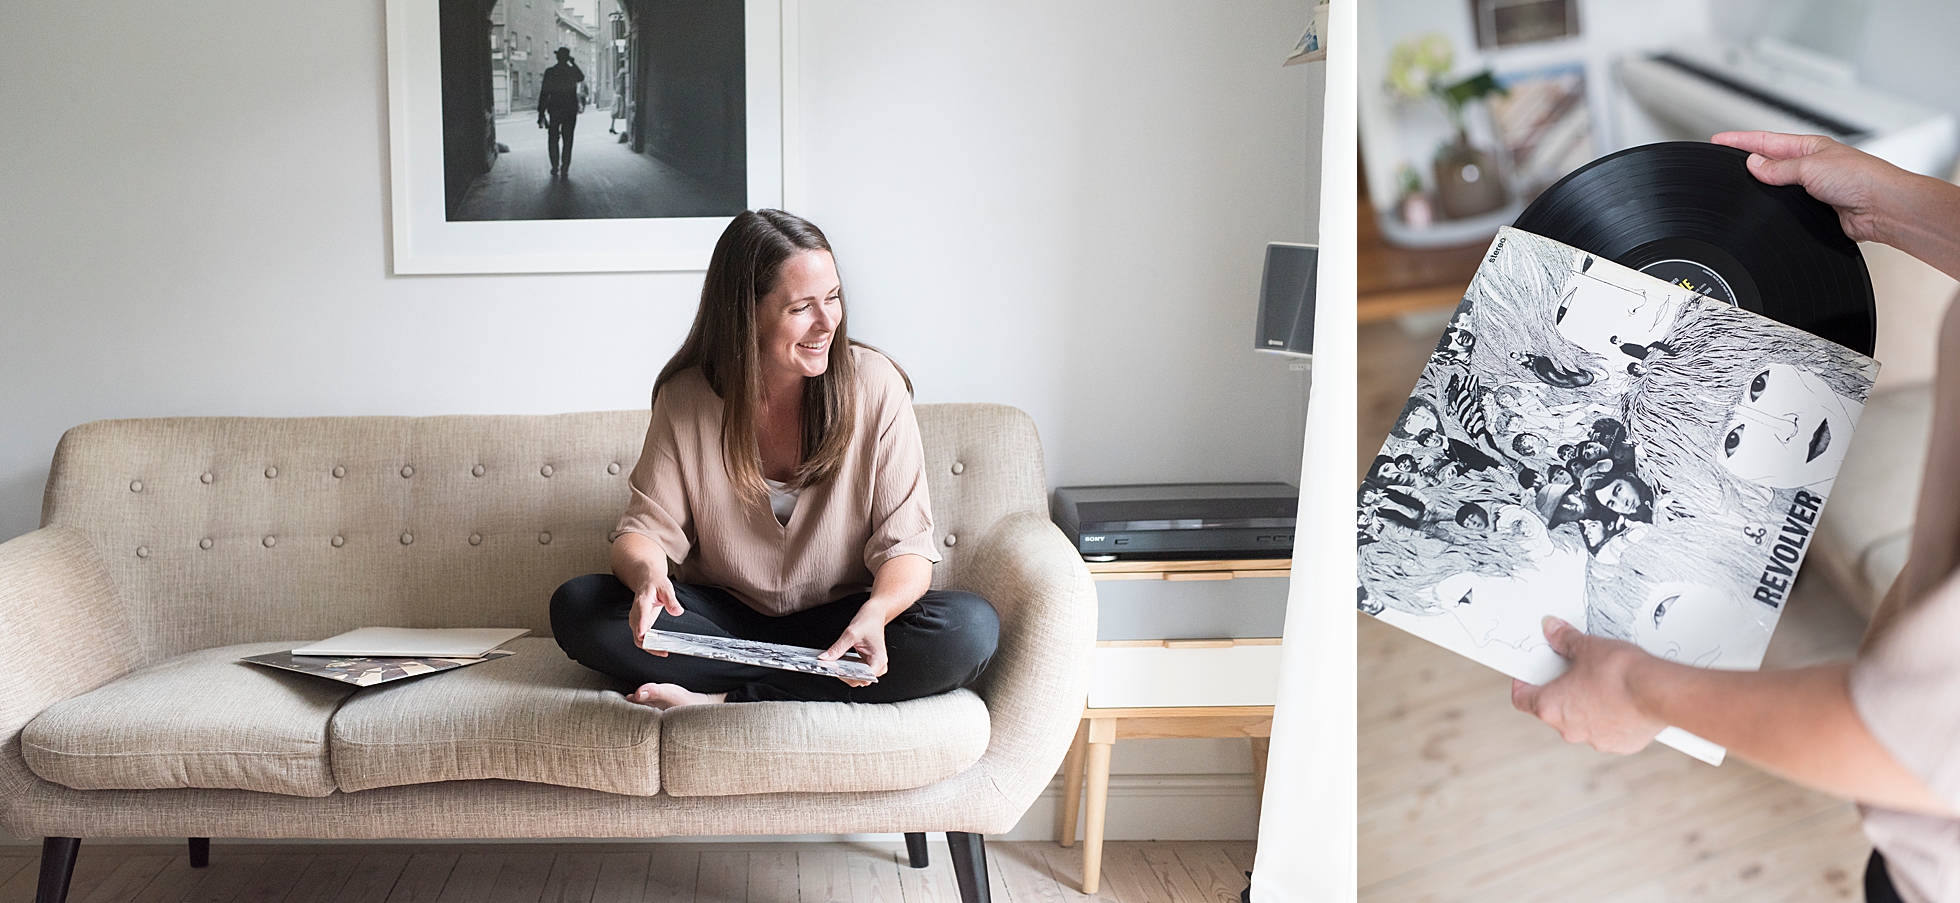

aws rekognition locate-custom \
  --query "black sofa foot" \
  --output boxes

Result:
[904,833,929,869]
[36,837,80,903]
[946,832,990,903]
[189,837,210,868]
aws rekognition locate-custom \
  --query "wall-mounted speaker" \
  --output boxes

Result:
[1255,242,1317,357]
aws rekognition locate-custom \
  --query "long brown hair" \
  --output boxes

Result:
[655,210,892,506]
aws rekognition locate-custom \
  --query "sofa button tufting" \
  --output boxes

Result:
[539,532,553,545]
[401,532,414,546]
[608,462,621,475]
[400,465,415,478]
[951,462,964,475]
[331,535,345,548]
[200,472,213,484]
[540,464,554,477]
[130,480,143,492]
[943,533,957,547]
[264,466,278,479]
[199,538,213,550]
[469,533,483,546]
[262,536,276,548]
[472,464,486,477]
[332,466,346,478]
[136,546,149,558]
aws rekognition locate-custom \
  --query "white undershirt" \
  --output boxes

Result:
[764,478,800,526]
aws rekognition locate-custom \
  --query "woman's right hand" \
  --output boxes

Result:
[1711,131,1907,245]
[629,572,684,653]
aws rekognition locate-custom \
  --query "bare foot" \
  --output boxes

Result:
[626,682,727,710]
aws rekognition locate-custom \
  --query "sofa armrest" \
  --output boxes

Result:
[0,527,139,808]
[957,510,1098,818]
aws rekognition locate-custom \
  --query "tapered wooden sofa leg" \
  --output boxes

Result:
[189,837,210,868]
[946,832,990,903]
[36,837,81,903]
[904,832,930,868]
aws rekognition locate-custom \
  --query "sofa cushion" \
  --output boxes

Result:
[329,638,660,795]
[1816,383,1933,614]
[21,642,354,797]
[658,689,989,797]
[1862,532,1914,615]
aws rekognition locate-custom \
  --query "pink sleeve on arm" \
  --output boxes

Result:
[610,391,694,566]
[1851,571,1960,812]
[861,357,941,573]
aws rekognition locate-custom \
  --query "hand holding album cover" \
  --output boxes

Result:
[641,629,879,684]
[1357,227,1879,762]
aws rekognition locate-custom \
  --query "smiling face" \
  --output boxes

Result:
[755,250,842,384]
[1719,363,1862,489]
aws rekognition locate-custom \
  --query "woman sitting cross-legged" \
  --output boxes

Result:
[551,209,1000,708]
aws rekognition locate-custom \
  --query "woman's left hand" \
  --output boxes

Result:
[820,607,890,687]
[1511,616,1667,754]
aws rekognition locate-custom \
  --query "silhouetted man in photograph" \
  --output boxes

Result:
[537,47,584,177]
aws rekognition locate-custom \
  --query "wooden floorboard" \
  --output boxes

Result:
[433,852,504,903]
[282,853,364,903]
[4,841,1245,903]
[591,853,649,903]
[644,847,697,903]
[542,852,604,903]
[335,853,413,903]
[990,844,1062,903]
[794,852,852,903]
[488,852,555,903]
[76,855,170,903]
[695,852,746,903]
[1359,616,1870,903]
[384,853,458,903]
[746,851,796,903]
[843,851,899,903]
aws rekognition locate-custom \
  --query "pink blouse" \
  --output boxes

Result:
[610,346,941,615]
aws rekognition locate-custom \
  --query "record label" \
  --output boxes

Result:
[1639,258,1737,307]
[1514,142,1875,355]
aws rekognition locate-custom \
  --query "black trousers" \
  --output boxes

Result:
[1865,850,1905,903]
[550,573,999,703]
[545,111,577,172]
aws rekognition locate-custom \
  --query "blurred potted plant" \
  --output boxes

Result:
[1387,34,1508,220]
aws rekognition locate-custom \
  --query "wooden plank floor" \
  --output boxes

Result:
[1358,318,1873,903]
[0,841,1252,903]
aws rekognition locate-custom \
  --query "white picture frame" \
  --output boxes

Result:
[384,0,791,275]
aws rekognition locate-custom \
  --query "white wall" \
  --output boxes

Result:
[0,1,1319,542]
[0,1,1319,841]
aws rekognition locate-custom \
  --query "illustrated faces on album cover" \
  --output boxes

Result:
[1358,228,1877,686]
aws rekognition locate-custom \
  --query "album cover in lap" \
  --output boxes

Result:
[641,629,878,683]
[1357,227,1878,763]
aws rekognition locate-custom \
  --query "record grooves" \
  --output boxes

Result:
[1514,141,1876,356]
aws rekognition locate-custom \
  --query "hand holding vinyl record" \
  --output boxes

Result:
[1713,131,1903,245]
[1510,616,1667,755]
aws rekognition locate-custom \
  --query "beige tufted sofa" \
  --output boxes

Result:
[0,405,1097,903]
[1808,237,1959,619]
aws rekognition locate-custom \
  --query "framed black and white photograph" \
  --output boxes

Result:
[385,0,788,274]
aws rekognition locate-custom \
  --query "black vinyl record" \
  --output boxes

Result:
[1513,141,1876,356]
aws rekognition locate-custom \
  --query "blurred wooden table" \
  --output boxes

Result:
[1358,190,1486,323]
